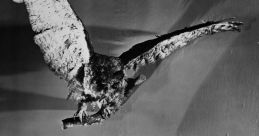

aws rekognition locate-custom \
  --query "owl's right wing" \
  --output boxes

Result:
[23,0,93,81]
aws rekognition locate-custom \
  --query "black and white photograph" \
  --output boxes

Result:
[0,0,259,136]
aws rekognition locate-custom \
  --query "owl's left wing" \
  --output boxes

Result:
[119,19,243,76]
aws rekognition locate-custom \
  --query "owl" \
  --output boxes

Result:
[12,0,243,129]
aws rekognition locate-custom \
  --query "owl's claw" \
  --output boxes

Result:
[74,110,82,123]
[74,103,89,123]
[77,110,85,123]
[104,107,113,117]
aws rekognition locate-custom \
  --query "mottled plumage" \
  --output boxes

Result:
[12,0,243,129]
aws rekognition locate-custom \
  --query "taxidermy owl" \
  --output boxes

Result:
[12,0,243,129]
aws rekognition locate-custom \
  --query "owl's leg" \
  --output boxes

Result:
[74,102,88,122]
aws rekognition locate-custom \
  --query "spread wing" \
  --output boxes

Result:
[119,19,243,75]
[17,0,244,129]
[24,0,93,81]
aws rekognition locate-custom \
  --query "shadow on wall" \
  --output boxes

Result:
[86,26,156,56]
[0,86,139,123]
[0,88,76,111]
[71,0,150,29]
[169,0,226,32]
[0,25,45,75]
[130,0,229,87]
[176,16,259,136]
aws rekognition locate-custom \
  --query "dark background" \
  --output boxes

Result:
[0,0,259,136]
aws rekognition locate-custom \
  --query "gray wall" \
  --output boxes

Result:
[0,0,259,136]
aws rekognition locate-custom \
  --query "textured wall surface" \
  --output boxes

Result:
[0,0,259,136]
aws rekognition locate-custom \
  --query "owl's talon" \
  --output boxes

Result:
[74,102,89,123]
[77,110,87,123]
